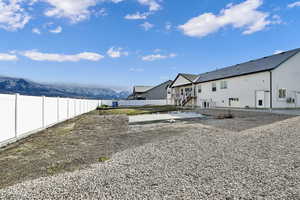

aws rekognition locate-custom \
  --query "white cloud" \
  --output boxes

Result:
[0,53,18,61]
[32,28,41,34]
[110,0,124,3]
[137,0,161,11]
[106,47,129,58]
[142,53,176,61]
[22,50,104,62]
[49,25,62,33]
[43,0,126,22]
[165,22,172,31]
[0,0,31,31]
[129,67,144,72]
[125,12,149,20]
[140,21,154,31]
[43,0,98,23]
[274,50,284,54]
[288,1,300,8]
[179,0,274,38]
[95,8,107,17]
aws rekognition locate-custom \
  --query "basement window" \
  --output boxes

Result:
[220,81,228,89]
[212,82,217,92]
[278,88,287,99]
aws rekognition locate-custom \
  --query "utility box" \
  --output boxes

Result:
[112,101,119,108]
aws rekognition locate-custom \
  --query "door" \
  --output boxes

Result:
[256,91,265,108]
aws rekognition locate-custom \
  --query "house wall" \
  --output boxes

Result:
[172,76,191,87]
[272,52,300,108]
[195,71,271,108]
[143,81,171,100]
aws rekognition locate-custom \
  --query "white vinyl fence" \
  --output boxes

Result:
[0,94,168,147]
[0,93,101,147]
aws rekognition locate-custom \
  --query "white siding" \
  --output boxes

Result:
[196,72,271,108]
[272,52,300,108]
[172,75,191,87]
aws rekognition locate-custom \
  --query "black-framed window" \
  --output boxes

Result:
[220,80,228,89]
[198,85,202,93]
[212,82,217,92]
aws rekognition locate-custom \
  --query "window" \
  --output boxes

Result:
[185,87,192,92]
[198,85,202,93]
[181,89,184,95]
[220,81,228,89]
[212,82,217,92]
[278,89,287,99]
[229,98,239,102]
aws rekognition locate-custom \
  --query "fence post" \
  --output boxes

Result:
[15,93,19,138]
[42,96,45,128]
[67,98,70,119]
[73,99,77,117]
[57,97,60,122]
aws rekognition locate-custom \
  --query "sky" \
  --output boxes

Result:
[0,0,300,91]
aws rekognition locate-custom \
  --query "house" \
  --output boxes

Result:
[169,48,300,109]
[129,80,172,100]
[167,73,199,106]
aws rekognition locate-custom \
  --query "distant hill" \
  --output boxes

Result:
[0,76,130,100]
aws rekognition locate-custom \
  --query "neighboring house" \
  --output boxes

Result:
[129,80,172,100]
[169,48,300,109]
[128,86,153,100]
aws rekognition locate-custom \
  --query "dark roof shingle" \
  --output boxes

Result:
[195,48,300,83]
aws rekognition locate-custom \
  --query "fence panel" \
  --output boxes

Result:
[44,97,58,127]
[101,100,113,107]
[59,98,69,121]
[17,95,43,136]
[69,99,75,118]
[0,94,15,142]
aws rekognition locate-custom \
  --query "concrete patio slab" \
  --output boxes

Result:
[129,112,204,123]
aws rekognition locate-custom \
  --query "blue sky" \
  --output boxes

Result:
[0,0,300,91]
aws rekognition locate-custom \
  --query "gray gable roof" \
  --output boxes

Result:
[134,86,153,93]
[195,48,300,83]
[180,73,199,82]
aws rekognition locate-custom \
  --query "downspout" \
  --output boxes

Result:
[270,71,273,110]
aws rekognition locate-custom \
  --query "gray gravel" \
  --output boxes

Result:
[0,117,300,200]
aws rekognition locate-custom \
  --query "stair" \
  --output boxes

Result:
[181,95,193,106]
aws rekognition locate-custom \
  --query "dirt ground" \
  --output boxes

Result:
[0,108,293,189]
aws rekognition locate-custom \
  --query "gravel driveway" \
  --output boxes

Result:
[1,116,299,199]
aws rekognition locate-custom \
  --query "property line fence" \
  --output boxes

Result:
[0,93,168,147]
[0,93,101,147]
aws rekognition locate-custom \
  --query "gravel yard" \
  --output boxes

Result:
[0,108,298,199]
[0,115,299,199]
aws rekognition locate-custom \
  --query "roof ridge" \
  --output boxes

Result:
[201,48,300,76]
[195,47,300,83]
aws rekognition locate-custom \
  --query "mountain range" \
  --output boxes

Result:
[0,76,130,100]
